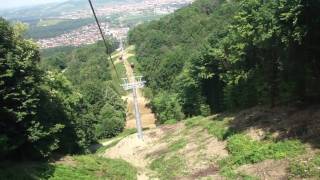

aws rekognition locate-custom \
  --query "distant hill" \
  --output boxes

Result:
[1,0,142,21]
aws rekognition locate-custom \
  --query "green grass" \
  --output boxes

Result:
[163,119,178,125]
[150,155,187,179]
[184,115,306,179]
[169,138,188,152]
[225,134,305,165]
[126,45,135,55]
[95,139,123,154]
[218,134,305,179]
[99,128,137,144]
[109,61,126,95]
[115,61,126,76]
[185,116,233,140]
[289,153,320,178]
[0,155,137,180]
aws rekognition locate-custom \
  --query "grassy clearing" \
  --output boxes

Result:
[289,153,320,178]
[150,155,187,179]
[0,155,137,180]
[109,60,126,95]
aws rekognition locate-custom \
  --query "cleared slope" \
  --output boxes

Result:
[102,106,320,180]
[119,47,157,129]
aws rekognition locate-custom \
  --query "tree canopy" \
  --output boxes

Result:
[0,18,126,160]
[128,0,320,121]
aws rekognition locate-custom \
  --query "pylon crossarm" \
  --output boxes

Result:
[120,75,146,140]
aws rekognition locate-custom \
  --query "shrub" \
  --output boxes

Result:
[200,104,211,116]
[224,134,305,165]
[143,87,154,100]
[96,103,125,138]
[163,119,178,125]
[218,134,305,179]
[151,92,184,124]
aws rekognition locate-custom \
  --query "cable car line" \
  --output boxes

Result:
[88,0,120,80]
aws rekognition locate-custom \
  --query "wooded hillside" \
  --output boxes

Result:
[129,0,320,122]
[0,18,125,160]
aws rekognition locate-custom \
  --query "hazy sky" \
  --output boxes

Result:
[0,0,67,10]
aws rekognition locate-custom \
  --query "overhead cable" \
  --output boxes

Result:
[88,0,120,80]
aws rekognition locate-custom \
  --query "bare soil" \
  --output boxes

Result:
[237,159,289,180]
[121,49,156,129]
[103,122,227,180]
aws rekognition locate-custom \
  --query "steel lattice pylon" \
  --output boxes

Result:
[121,76,146,140]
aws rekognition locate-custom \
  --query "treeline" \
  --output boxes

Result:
[128,0,320,123]
[0,18,125,160]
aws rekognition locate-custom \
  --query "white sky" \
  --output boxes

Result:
[0,0,67,10]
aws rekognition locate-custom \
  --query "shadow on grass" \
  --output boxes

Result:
[0,161,55,180]
[225,105,320,148]
[88,143,103,154]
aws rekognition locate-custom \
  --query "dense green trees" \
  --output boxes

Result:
[0,19,79,159]
[1,19,44,159]
[129,0,320,122]
[0,18,125,160]
[151,92,184,124]
[41,39,126,141]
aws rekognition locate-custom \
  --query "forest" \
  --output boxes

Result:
[128,0,320,123]
[1,0,320,179]
[0,18,126,160]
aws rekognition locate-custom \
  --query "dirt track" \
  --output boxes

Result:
[120,49,156,129]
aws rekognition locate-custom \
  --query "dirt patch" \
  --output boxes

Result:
[104,128,165,166]
[204,138,228,157]
[229,105,320,147]
[180,131,228,176]
[148,131,159,138]
[160,123,185,135]
[188,165,219,179]
[236,159,289,180]
[244,127,266,141]
[145,147,169,158]
[103,120,230,180]
[147,125,229,179]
